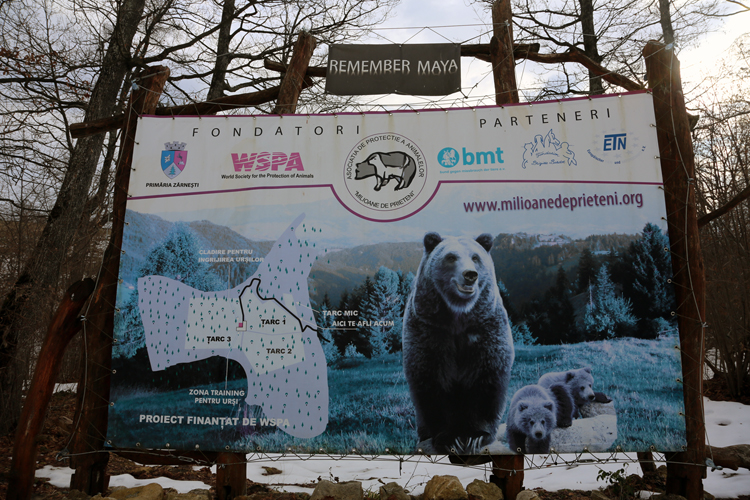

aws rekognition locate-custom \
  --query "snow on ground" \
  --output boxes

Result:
[36,465,211,492]
[36,398,750,497]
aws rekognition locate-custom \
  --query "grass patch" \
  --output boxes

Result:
[109,337,686,453]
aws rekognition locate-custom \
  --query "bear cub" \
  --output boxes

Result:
[538,367,596,428]
[506,384,557,454]
[403,232,514,454]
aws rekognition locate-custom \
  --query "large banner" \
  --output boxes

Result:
[108,92,687,455]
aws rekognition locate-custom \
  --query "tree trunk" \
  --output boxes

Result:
[659,0,675,46]
[207,0,236,100]
[644,40,706,500]
[69,65,169,495]
[490,0,519,105]
[0,0,147,436]
[578,0,604,94]
[272,32,316,114]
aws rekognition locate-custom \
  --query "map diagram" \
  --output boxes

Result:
[138,214,328,438]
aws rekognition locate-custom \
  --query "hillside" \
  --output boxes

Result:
[309,231,639,308]
[119,210,273,286]
[310,241,423,305]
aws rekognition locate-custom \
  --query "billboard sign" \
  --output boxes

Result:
[325,43,461,95]
[108,92,687,455]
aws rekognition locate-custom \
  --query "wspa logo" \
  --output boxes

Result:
[231,152,304,172]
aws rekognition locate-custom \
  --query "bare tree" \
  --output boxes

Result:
[693,37,750,397]
[0,0,149,434]
[474,0,727,98]
[0,0,397,434]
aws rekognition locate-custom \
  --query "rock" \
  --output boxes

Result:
[703,492,715,500]
[108,483,164,500]
[548,413,618,452]
[423,476,467,500]
[90,495,116,500]
[235,494,281,500]
[650,494,687,500]
[489,405,617,454]
[165,490,211,500]
[380,482,410,500]
[656,465,668,480]
[708,444,750,471]
[466,479,503,500]
[310,480,363,500]
[590,491,611,500]
[515,491,539,500]
[65,491,91,500]
[580,401,617,418]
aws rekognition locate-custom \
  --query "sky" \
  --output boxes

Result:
[346,0,750,109]
[36,394,750,498]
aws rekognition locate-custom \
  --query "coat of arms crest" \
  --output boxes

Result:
[161,141,188,179]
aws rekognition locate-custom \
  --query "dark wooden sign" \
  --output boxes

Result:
[325,43,461,96]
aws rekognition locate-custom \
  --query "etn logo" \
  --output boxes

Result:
[603,133,626,151]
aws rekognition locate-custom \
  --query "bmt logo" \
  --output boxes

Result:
[603,133,626,151]
[437,147,504,168]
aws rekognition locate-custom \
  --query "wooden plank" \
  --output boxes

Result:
[262,42,542,76]
[69,65,170,495]
[272,32,316,115]
[7,279,95,500]
[462,42,540,62]
[643,40,706,500]
[162,85,282,116]
[490,0,519,105]
[69,86,283,138]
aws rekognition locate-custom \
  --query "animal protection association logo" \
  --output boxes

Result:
[344,133,427,213]
[161,141,188,179]
[355,151,417,191]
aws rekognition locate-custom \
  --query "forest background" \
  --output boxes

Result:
[0,0,749,443]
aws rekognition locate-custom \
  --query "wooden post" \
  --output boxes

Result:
[638,451,657,474]
[211,34,320,497]
[7,279,95,500]
[272,32,316,114]
[490,455,525,500]
[643,41,706,500]
[69,65,169,494]
[490,0,519,105]
[216,452,247,500]
[489,2,523,495]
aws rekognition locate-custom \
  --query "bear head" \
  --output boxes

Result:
[565,367,596,406]
[420,232,496,314]
[517,399,556,441]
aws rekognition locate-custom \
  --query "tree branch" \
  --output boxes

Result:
[698,184,750,227]
[0,197,49,213]
[524,47,644,91]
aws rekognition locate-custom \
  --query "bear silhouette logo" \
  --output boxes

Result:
[355,151,417,191]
